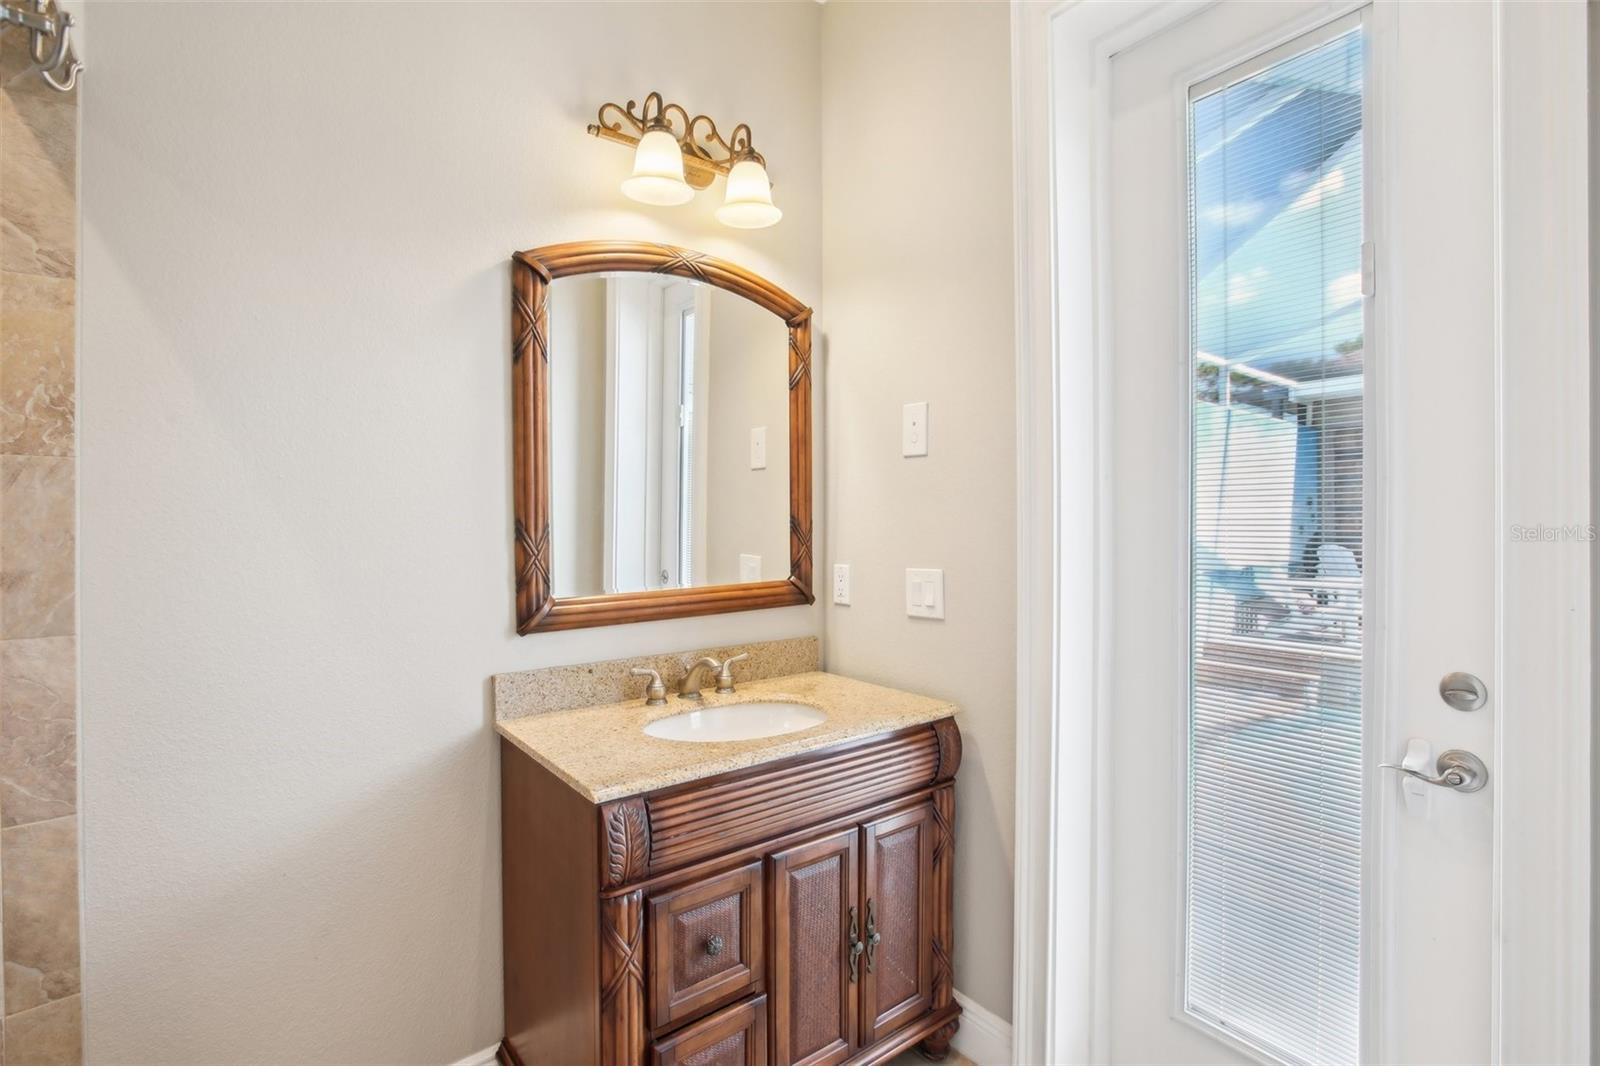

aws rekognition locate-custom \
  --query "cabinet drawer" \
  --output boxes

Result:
[651,994,768,1066]
[648,860,765,1029]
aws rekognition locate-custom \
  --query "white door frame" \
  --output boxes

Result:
[1009,2,1591,1063]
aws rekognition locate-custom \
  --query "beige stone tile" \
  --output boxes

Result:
[0,456,73,639]
[3,993,79,1065]
[1,816,77,1016]
[1,35,76,281]
[0,638,74,828]
[0,273,72,457]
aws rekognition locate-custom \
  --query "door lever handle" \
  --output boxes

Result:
[1380,748,1488,793]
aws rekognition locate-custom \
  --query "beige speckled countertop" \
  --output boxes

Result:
[495,671,958,803]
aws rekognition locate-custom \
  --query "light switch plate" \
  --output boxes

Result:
[905,568,944,619]
[902,402,929,457]
[750,426,767,470]
[739,554,762,582]
[832,563,851,605]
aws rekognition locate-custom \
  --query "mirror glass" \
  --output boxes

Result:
[548,272,791,598]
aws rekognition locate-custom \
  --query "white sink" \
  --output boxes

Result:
[643,701,827,742]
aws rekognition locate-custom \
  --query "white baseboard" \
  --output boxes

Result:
[446,1044,499,1066]
[952,989,1013,1065]
[467,997,1010,1066]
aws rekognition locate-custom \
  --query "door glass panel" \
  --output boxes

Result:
[1186,23,1365,1065]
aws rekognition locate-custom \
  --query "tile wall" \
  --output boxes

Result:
[0,29,79,1066]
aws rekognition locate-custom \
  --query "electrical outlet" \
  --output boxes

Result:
[832,563,851,605]
[905,568,944,619]
[902,402,929,457]
[750,426,767,469]
[739,554,762,582]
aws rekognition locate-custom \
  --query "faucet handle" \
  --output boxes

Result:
[630,667,667,706]
[716,653,750,694]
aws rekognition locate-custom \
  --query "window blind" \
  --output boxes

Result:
[1186,24,1365,1066]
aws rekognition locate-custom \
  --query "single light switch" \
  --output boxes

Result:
[750,426,767,470]
[739,554,762,582]
[905,568,944,619]
[902,402,929,457]
[832,563,851,605]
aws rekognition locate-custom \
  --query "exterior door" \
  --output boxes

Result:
[767,828,858,1066]
[859,805,935,1044]
[1106,3,1504,1063]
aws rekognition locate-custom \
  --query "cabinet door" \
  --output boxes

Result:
[648,860,764,1029]
[651,994,768,1066]
[860,804,935,1043]
[768,828,859,1066]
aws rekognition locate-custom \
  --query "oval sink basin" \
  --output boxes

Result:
[643,701,827,742]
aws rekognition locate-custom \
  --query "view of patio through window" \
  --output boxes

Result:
[1185,24,1365,1065]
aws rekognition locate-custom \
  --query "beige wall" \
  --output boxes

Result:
[821,0,1018,1022]
[549,275,606,598]
[705,289,791,585]
[0,29,82,1064]
[77,3,822,1061]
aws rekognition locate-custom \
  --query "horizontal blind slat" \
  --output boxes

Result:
[1186,24,1364,1066]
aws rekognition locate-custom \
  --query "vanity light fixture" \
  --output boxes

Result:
[588,92,783,229]
[0,0,82,91]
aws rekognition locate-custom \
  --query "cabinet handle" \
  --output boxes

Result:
[704,934,724,957]
[847,905,864,983]
[865,899,882,974]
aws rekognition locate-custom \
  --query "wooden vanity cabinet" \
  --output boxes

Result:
[499,718,962,1066]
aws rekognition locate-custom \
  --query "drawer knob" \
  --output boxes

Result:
[704,934,725,957]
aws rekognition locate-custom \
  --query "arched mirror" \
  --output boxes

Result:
[511,242,814,633]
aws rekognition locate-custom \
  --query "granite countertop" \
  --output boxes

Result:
[495,670,959,803]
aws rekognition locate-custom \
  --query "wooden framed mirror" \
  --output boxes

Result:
[511,241,814,633]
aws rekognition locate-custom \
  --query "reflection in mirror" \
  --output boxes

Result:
[549,272,791,598]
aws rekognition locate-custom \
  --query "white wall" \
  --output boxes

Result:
[705,289,791,585]
[77,3,821,1062]
[549,275,606,597]
[820,0,1018,1022]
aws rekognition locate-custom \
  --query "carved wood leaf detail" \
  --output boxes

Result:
[933,719,963,782]
[603,797,650,888]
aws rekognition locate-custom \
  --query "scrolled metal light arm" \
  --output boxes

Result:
[1,0,81,92]
[587,91,769,190]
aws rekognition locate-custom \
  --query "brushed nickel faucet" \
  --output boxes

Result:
[676,651,753,699]
[677,657,722,700]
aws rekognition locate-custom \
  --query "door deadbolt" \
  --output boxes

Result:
[1439,672,1488,712]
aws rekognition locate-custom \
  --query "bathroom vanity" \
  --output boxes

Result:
[498,246,956,1063]
[495,658,961,1066]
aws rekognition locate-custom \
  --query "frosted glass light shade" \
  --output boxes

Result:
[715,158,782,229]
[621,128,693,206]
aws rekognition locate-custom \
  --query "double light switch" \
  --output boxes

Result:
[905,568,944,619]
